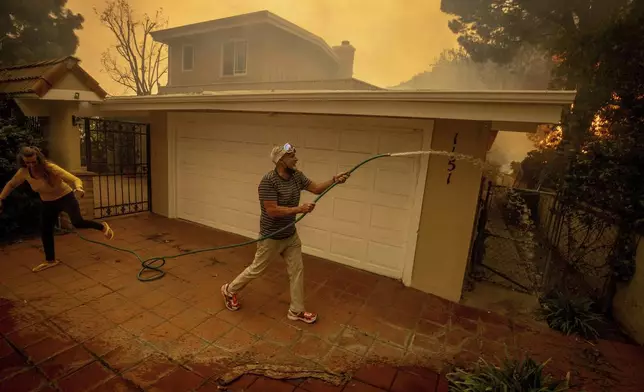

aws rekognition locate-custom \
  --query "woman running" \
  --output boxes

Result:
[0,146,114,272]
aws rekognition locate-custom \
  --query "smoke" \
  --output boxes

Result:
[392,45,553,172]
[392,45,553,91]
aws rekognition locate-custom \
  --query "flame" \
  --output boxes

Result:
[532,112,610,152]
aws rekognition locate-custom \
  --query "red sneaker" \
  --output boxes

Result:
[221,284,240,311]
[287,310,317,324]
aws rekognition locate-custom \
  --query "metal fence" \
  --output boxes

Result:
[470,180,622,304]
[77,117,151,218]
[537,193,620,302]
[470,182,562,294]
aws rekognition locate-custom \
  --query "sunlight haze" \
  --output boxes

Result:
[68,0,458,95]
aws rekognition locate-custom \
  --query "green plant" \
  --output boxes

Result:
[447,356,571,392]
[538,291,603,339]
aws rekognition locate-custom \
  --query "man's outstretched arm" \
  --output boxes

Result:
[305,172,350,195]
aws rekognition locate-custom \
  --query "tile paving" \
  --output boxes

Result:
[0,214,643,391]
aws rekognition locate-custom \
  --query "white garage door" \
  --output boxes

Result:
[172,112,430,279]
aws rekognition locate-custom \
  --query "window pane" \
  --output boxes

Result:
[235,41,247,74]
[222,42,234,76]
[183,46,193,70]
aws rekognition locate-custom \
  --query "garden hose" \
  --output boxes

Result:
[73,150,485,282]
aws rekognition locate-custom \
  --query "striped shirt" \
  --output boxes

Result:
[258,169,311,240]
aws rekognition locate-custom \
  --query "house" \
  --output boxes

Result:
[150,11,381,94]
[5,57,577,304]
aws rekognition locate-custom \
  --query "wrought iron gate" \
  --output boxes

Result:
[77,117,151,218]
[469,181,562,294]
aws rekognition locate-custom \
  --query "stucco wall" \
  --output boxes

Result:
[411,119,490,302]
[167,24,337,88]
[613,236,644,344]
[149,111,170,217]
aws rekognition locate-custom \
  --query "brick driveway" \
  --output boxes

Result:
[1,214,643,391]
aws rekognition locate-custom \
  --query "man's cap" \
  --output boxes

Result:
[270,143,295,164]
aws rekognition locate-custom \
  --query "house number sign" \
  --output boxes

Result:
[446,132,459,184]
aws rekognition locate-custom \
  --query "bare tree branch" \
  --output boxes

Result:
[95,0,168,95]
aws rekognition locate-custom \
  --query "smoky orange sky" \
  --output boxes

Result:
[67,0,458,95]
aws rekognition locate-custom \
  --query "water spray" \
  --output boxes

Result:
[74,150,491,282]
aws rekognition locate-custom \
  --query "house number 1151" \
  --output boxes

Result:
[446,132,459,184]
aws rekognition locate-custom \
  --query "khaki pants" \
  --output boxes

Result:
[228,233,305,313]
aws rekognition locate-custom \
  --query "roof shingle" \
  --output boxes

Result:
[0,56,107,98]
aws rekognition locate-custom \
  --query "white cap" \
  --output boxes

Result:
[270,143,295,164]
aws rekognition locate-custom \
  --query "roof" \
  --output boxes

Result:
[96,89,577,125]
[158,77,382,94]
[150,10,339,64]
[0,56,108,99]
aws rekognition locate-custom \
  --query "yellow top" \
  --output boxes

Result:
[0,163,83,202]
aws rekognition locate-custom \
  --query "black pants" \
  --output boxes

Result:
[42,192,103,261]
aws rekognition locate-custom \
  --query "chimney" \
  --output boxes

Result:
[332,40,355,79]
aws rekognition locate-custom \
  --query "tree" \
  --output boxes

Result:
[441,0,634,147]
[96,0,168,96]
[0,0,84,66]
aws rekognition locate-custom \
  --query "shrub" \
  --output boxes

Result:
[0,120,45,242]
[447,356,571,392]
[538,291,603,340]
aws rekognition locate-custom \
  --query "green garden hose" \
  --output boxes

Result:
[75,153,391,282]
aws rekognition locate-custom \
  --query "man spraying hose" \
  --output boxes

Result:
[221,143,349,324]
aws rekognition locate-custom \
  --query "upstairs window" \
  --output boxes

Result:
[182,45,194,72]
[222,40,247,76]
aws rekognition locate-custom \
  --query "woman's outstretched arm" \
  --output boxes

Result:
[0,169,27,201]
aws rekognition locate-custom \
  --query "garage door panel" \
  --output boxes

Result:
[175,114,429,279]
[298,148,336,164]
[337,165,374,191]
[368,227,407,247]
[272,126,304,146]
[303,128,340,150]
[376,156,417,172]
[370,205,409,231]
[297,226,330,252]
[329,187,372,204]
[332,198,370,224]
[368,241,405,270]
[224,198,260,218]
[378,132,424,154]
[323,219,368,241]
[206,168,261,186]
[330,234,367,262]
[300,161,337,183]
[179,168,258,194]
[375,169,416,197]
[339,130,378,154]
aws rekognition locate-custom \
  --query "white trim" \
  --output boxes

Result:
[41,89,103,102]
[100,90,576,124]
[401,121,434,286]
[182,44,194,72]
[106,89,576,105]
[491,121,541,133]
[220,39,248,77]
[167,120,178,218]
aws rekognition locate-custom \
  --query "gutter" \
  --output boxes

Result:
[103,90,577,106]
